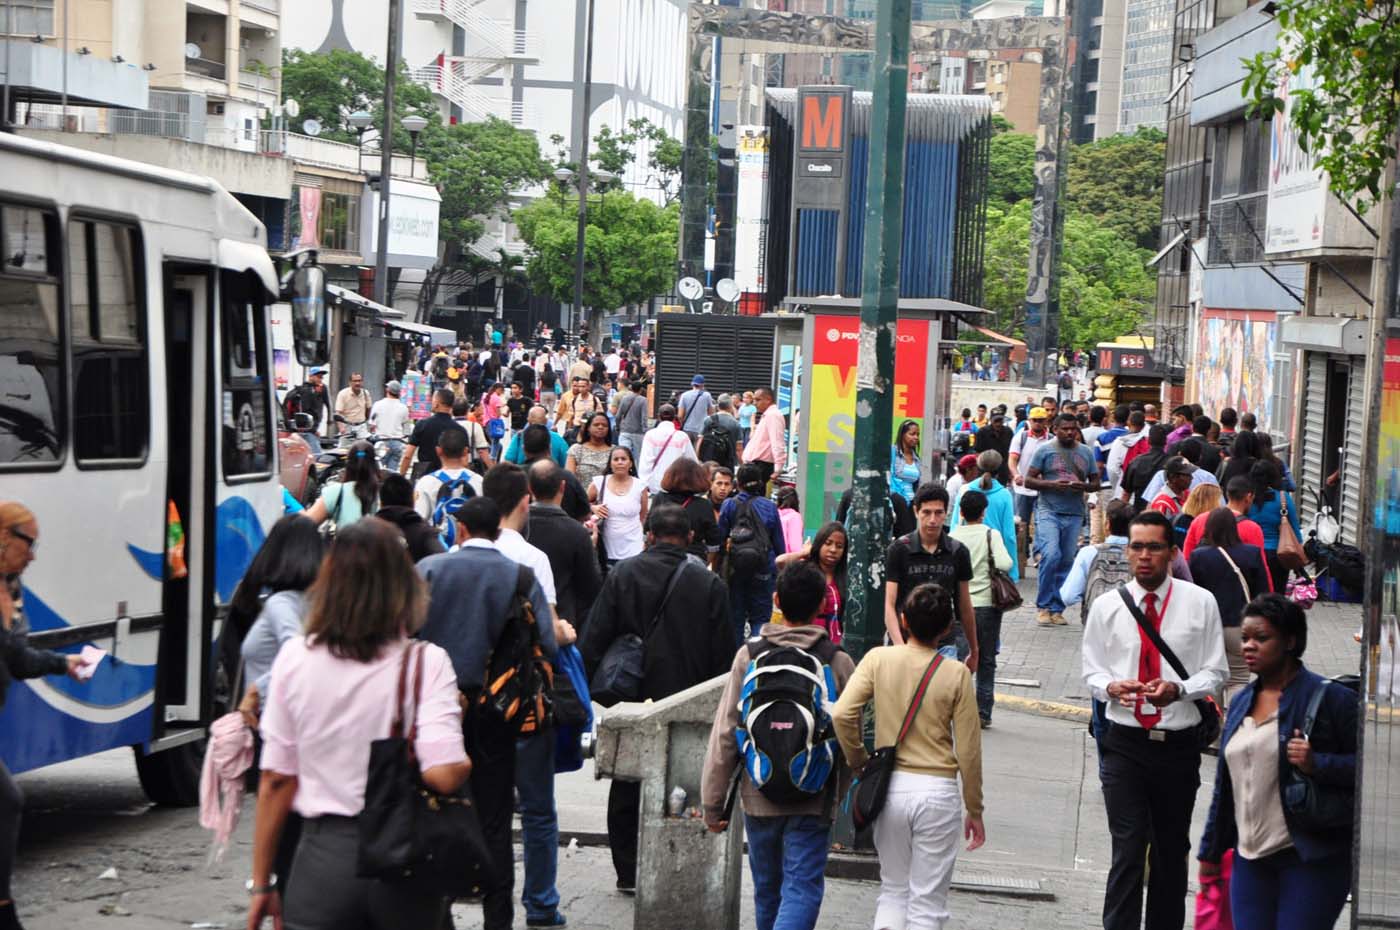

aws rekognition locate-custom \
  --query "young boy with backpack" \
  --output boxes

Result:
[700,560,856,930]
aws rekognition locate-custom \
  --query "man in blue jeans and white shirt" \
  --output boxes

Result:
[1025,413,1100,626]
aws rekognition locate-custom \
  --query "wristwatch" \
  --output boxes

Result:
[245,875,278,896]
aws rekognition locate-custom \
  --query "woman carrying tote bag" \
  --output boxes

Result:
[832,583,985,930]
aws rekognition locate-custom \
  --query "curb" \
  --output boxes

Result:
[993,692,1091,722]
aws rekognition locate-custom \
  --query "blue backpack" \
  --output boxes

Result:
[736,637,841,804]
[431,470,477,547]
[486,418,506,441]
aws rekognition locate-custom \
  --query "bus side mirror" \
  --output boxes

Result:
[289,264,329,367]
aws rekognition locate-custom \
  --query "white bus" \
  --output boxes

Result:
[0,132,329,803]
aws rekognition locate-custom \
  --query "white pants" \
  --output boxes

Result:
[872,772,963,930]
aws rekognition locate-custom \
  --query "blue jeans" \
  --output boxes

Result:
[744,814,830,930]
[379,438,404,472]
[730,572,775,646]
[619,432,645,456]
[1033,509,1082,613]
[1230,848,1350,930]
[515,729,560,920]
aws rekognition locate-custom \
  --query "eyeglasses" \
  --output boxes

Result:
[9,528,35,553]
[1127,542,1169,553]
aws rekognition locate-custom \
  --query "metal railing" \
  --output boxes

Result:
[237,70,277,105]
[411,0,539,61]
[241,0,279,13]
[260,129,360,171]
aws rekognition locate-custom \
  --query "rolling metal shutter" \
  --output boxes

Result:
[1341,357,1367,545]
[1298,353,1328,516]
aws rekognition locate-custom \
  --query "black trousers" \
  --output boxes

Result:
[607,780,641,885]
[1098,724,1202,930]
[464,709,518,930]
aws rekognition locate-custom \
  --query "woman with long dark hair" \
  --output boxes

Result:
[777,521,849,644]
[568,411,614,485]
[654,457,722,563]
[245,520,472,930]
[773,486,805,555]
[305,440,381,529]
[1188,507,1272,704]
[1248,460,1302,592]
[890,420,922,504]
[1219,430,1261,487]
[590,445,649,565]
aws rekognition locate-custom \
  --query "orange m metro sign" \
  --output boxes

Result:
[801,92,846,151]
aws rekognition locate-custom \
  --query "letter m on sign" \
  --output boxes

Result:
[801,93,844,150]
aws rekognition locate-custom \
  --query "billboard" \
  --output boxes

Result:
[734,128,770,294]
[1264,66,1326,253]
[1190,308,1280,433]
[800,315,933,538]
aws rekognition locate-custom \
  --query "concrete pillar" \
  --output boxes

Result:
[594,676,743,930]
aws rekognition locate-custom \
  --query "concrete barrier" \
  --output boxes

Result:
[594,675,743,930]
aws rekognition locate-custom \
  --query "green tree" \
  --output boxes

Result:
[513,191,679,314]
[981,201,1155,349]
[547,117,690,203]
[987,132,1037,207]
[990,113,1016,134]
[1242,0,1400,211]
[1064,127,1166,251]
[278,48,441,153]
[425,117,550,246]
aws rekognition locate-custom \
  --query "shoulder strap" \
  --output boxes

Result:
[985,529,995,573]
[1302,679,1330,739]
[646,561,690,638]
[1116,585,1190,682]
[390,641,416,739]
[1216,549,1252,602]
[896,653,944,745]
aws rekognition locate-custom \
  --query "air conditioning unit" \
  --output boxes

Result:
[208,102,225,115]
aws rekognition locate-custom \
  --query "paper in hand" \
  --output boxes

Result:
[75,645,107,681]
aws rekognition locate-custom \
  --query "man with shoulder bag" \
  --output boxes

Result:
[579,505,734,894]
[1081,510,1228,930]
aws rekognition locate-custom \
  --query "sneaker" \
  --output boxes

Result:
[616,879,636,896]
[1051,613,1068,625]
[527,914,568,928]
[1036,609,1053,626]
[980,716,992,729]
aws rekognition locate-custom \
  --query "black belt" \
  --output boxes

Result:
[301,814,359,833]
[1102,720,1199,747]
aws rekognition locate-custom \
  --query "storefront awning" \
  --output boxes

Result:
[381,317,457,344]
[328,284,403,318]
[966,325,1027,362]
[1280,316,1368,355]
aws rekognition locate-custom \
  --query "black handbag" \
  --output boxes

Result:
[589,560,690,707]
[985,529,1023,611]
[850,653,944,832]
[1116,587,1221,750]
[1282,680,1354,831]
[357,642,493,897]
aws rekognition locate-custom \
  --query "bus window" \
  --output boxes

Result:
[0,204,63,468]
[221,273,271,480]
[69,219,148,465]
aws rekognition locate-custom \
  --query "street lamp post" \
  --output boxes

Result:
[401,114,427,178]
[348,109,373,164]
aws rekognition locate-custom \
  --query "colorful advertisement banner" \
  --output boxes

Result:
[801,315,931,537]
[1191,308,1280,434]
[734,129,770,293]
[402,371,433,420]
[273,349,290,392]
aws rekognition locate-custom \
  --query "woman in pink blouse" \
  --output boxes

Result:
[246,520,472,930]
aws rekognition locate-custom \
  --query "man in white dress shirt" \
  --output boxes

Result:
[1081,509,1227,930]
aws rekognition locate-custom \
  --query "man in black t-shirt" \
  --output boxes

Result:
[399,388,458,481]
[882,484,978,666]
[513,354,537,399]
[505,382,532,433]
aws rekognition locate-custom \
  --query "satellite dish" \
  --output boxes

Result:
[677,277,703,302]
[714,278,740,304]
[184,42,202,60]
[302,118,322,137]
[283,98,301,119]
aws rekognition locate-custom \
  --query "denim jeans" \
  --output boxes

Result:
[1231,848,1350,930]
[973,606,1002,721]
[1033,509,1082,613]
[744,814,830,930]
[730,572,775,646]
[515,729,560,921]
[934,623,971,663]
[379,438,404,472]
[619,432,645,456]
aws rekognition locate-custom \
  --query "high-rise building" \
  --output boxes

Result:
[1118,0,1172,133]
[1069,0,1128,142]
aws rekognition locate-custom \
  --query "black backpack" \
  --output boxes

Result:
[736,637,841,804]
[727,497,772,579]
[476,566,553,736]
[698,417,736,468]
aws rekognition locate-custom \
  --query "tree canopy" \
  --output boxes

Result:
[425,117,551,247]
[1065,127,1167,251]
[987,132,1037,207]
[278,48,442,154]
[513,191,679,312]
[1242,0,1400,211]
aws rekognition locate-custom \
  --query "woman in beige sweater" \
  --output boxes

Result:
[833,582,985,930]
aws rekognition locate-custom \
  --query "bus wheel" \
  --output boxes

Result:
[133,742,203,807]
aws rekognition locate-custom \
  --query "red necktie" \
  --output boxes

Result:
[1134,592,1162,730]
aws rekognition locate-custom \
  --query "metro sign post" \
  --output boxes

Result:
[789,85,855,295]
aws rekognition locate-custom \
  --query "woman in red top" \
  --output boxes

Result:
[777,521,848,644]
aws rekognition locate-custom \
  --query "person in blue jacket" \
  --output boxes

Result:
[1197,593,1356,930]
[889,419,923,504]
[948,450,1018,583]
[1247,461,1303,591]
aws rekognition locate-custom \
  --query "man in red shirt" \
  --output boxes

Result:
[1181,476,1271,587]
[1148,457,1194,518]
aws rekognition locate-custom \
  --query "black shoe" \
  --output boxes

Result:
[980,716,992,729]
[616,879,636,896]
[526,914,567,928]
[0,902,23,930]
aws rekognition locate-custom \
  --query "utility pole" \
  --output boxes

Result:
[843,0,911,671]
[571,0,596,341]
[374,0,401,307]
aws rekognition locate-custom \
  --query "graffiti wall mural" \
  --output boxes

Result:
[1191,308,1280,433]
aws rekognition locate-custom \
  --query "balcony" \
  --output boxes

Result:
[258,130,426,179]
[241,0,279,13]
[237,69,277,105]
[187,56,227,81]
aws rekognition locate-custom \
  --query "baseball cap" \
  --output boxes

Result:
[384,380,402,395]
[1029,406,1049,420]
[957,453,979,471]
[692,374,705,385]
[1165,456,1195,477]
[309,366,328,376]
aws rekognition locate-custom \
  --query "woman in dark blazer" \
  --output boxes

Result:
[1198,593,1356,930]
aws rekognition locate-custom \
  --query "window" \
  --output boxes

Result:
[0,205,63,467]
[221,272,272,480]
[319,191,360,252]
[2,0,54,35]
[69,219,148,465]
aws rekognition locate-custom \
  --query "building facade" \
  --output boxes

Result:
[1118,0,1172,134]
